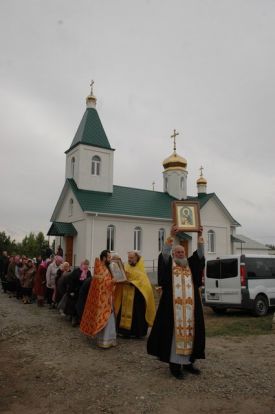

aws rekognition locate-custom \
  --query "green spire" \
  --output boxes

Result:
[65,108,112,153]
[65,83,113,153]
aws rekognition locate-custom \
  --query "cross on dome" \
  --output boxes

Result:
[170,129,179,153]
[86,80,97,108]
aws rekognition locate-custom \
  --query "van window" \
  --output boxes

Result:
[245,258,275,279]
[206,259,238,279]
[220,259,238,279]
[206,260,220,279]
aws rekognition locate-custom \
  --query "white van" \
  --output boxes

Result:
[203,254,275,316]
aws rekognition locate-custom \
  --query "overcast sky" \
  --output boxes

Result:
[0,0,274,245]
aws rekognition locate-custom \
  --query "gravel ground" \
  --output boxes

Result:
[0,292,275,414]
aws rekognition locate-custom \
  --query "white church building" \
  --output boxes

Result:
[48,86,243,268]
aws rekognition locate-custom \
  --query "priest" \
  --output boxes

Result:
[80,250,117,348]
[147,225,205,379]
[114,251,156,338]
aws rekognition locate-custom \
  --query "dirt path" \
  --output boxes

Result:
[0,293,275,414]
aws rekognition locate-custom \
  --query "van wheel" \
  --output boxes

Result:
[253,295,268,316]
[211,307,227,315]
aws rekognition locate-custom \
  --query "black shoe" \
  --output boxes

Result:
[169,363,185,380]
[183,364,201,375]
[171,370,185,379]
[71,317,79,327]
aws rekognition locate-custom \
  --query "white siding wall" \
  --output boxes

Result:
[54,189,86,266]
[65,148,80,180]
[56,189,84,223]
[52,188,239,267]
[65,145,113,193]
[61,199,235,267]
[79,146,113,192]
[85,215,173,269]
[199,198,233,260]
[71,220,87,266]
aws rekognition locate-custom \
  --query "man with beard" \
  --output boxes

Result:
[114,251,155,338]
[80,250,117,348]
[147,225,205,379]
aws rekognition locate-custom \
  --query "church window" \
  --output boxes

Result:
[180,177,184,190]
[164,177,168,192]
[91,155,101,176]
[207,230,216,253]
[134,227,142,251]
[69,199,74,216]
[71,157,75,178]
[158,228,166,252]
[107,225,115,251]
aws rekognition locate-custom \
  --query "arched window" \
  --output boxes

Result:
[164,177,168,192]
[71,157,75,178]
[91,155,101,176]
[158,228,166,252]
[107,225,115,251]
[207,230,215,253]
[134,227,142,251]
[69,199,74,216]
[180,176,185,190]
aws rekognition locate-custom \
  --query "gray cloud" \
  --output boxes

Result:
[0,0,274,245]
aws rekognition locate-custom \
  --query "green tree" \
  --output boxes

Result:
[17,232,49,258]
[0,231,17,254]
[36,232,49,256]
[20,232,37,258]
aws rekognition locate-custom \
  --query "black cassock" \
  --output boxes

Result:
[147,250,205,363]
[116,287,148,338]
[64,268,92,318]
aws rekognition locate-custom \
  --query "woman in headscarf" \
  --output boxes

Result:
[45,255,63,306]
[21,259,36,304]
[64,259,92,326]
[33,257,51,306]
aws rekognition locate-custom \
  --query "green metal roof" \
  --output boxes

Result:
[47,221,77,236]
[68,179,175,218]
[65,108,113,153]
[66,179,213,219]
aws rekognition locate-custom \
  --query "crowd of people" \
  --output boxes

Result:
[0,248,93,327]
[0,225,206,380]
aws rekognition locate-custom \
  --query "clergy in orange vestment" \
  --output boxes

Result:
[80,250,117,348]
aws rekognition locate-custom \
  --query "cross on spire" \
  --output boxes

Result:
[152,181,155,191]
[171,129,179,152]
[199,165,204,177]
[90,80,94,95]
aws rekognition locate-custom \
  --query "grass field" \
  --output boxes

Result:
[152,287,274,337]
[204,306,274,337]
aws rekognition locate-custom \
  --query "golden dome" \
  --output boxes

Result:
[197,175,207,184]
[162,152,187,171]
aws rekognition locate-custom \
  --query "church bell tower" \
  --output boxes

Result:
[64,82,115,193]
